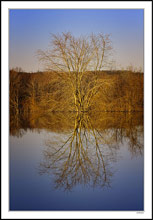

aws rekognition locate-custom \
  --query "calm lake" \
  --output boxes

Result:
[10,112,144,211]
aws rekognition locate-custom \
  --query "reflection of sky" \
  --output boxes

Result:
[10,130,143,210]
[9,9,144,72]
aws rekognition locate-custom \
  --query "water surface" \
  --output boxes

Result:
[10,112,144,210]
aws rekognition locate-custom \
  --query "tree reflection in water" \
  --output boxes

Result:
[38,112,143,191]
[10,111,144,191]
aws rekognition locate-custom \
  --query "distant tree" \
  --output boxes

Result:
[37,32,113,112]
[9,69,21,115]
[11,67,23,72]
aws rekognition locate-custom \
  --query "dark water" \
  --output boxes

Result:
[10,112,144,210]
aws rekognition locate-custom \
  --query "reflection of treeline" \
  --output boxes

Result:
[10,69,143,114]
[10,110,144,159]
[10,110,143,139]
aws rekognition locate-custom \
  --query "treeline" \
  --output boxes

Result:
[10,69,143,115]
[92,70,143,111]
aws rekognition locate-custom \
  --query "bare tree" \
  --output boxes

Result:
[37,32,113,112]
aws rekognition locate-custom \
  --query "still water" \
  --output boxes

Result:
[10,112,144,210]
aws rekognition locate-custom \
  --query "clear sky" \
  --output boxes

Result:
[9,9,144,72]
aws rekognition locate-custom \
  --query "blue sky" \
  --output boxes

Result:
[9,9,144,72]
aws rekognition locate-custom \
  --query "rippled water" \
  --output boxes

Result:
[10,112,144,210]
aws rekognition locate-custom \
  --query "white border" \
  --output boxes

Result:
[2,1,152,219]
